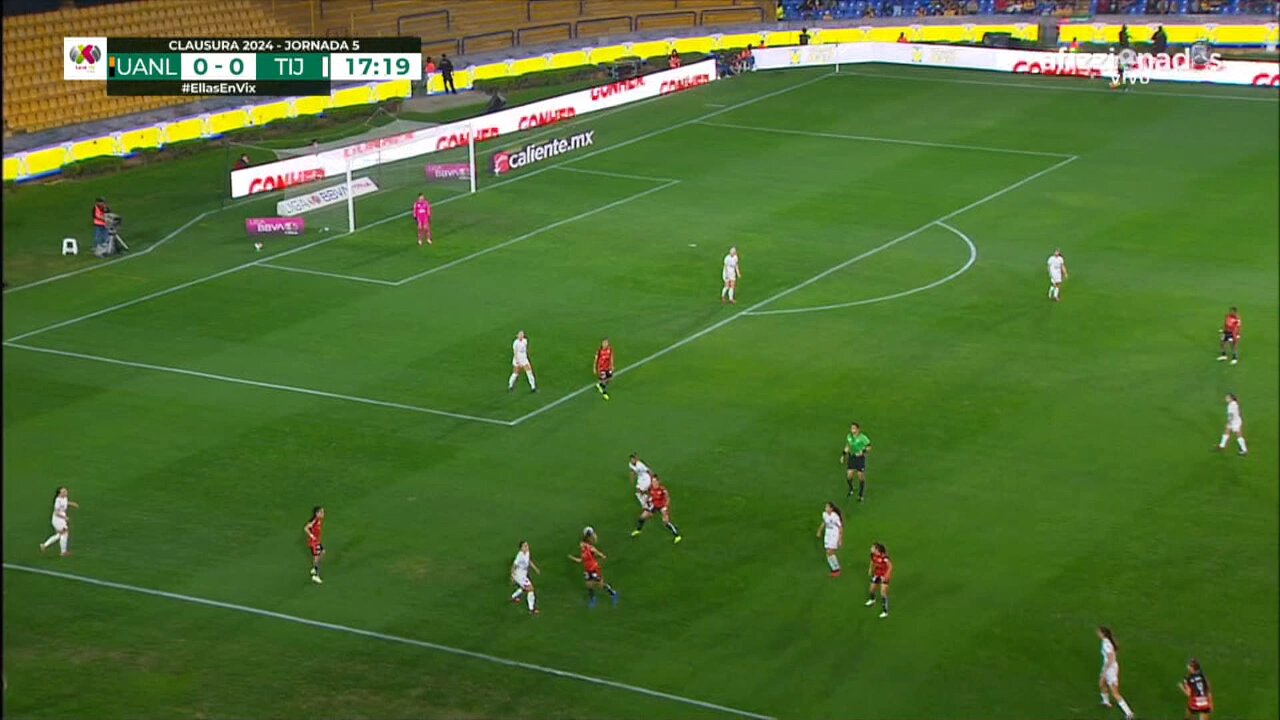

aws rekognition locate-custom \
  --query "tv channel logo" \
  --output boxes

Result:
[64,37,107,80]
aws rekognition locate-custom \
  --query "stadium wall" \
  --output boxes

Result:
[4,19,1277,183]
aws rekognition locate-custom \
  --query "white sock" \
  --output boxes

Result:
[41,534,59,549]
[526,372,536,390]
[511,588,523,600]
[721,286,728,298]
[1099,693,1109,704]
[728,287,735,301]
[526,592,536,612]
[59,534,68,553]
[1117,698,1132,716]
[1049,286,1054,297]
[508,373,518,389]
[1219,434,1229,448]
[1238,437,1248,452]
[827,554,839,571]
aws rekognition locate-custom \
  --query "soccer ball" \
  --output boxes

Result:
[323,226,330,232]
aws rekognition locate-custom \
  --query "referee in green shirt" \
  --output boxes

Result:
[841,422,872,502]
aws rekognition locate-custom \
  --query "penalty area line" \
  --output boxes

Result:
[2,563,777,720]
[1,342,514,427]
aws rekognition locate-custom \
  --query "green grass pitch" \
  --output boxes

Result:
[3,66,1277,719]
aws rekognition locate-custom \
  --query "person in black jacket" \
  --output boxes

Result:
[440,54,456,94]
[1152,25,1168,54]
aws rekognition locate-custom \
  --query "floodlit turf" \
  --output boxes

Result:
[3,66,1277,719]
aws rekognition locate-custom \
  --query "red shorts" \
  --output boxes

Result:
[310,542,324,557]
[1188,697,1212,713]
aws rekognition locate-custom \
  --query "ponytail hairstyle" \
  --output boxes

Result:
[310,506,323,521]
[1099,626,1116,651]
[54,486,66,501]
[826,502,842,519]
[873,542,887,556]
[1188,657,1201,672]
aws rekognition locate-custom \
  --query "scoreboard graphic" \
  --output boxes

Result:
[64,37,422,96]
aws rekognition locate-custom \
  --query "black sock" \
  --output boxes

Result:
[605,584,617,596]
[867,591,874,601]
[636,517,646,530]
[665,521,680,536]
[858,480,865,498]
[846,476,854,493]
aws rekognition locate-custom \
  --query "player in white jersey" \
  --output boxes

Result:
[721,247,741,304]
[509,541,541,615]
[628,453,653,510]
[816,502,843,577]
[507,330,537,393]
[39,486,79,557]
[1047,249,1068,302]
[1096,627,1135,719]
[1215,393,1247,456]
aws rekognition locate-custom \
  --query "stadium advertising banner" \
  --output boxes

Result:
[491,131,595,176]
[229,59,717,198]
[245,217,305,235]
[274,176,379,216]
[750,42,1278,85]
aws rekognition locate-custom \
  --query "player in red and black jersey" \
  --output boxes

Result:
[865,543,892,618]
[594,338,614,400]
[1179,658,1213,720]
[568,527,618,608]
[631,475,681,544]
[1218,307,1241,365]
[304,506,325,584]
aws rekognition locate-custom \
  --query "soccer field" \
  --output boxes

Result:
[3,66,1277,719]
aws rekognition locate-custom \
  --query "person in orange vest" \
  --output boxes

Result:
[897,31,909,43]
[1069,37,1080,52]
[423,55,437,95]
[669,50,682,68]
[92,197,110,251]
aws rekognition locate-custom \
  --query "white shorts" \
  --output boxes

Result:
[636,492,653,511]
[512,356,530,369]
[1101,665,1118,688]
[1228,420,1242,434]
[723,271,736,284]
[824,532,840,551]
[51,516,67,533]
[1049,271,1063,284]
[512,571,530,589]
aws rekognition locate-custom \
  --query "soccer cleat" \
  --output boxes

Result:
[630,529,642,537]
[603,393,610,401]
[507,385,514,393]
[60,551,71,557]
[1217,355,1228,361]
[864,598,875,606]
[846,490,854,497]
[829,569,841,578]
[38,543,45,553]
[311,573,323,584]
[1213,445,1224,452]
[879,611,888,619]
[530,387,538,393]
[511,596,522,604]
[1238,451,1248,456]
[418,239,423,247]
[1100,701,1113,708]
[673,535,682,545]
[858,496,865,503]
[530,608,540,616]
[1230,359,1238,365]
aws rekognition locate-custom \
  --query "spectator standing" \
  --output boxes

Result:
[440,54,457,94]
[799,27,811,45]
[897,31,909,42]
[1152,25,1168,53]
[1119,24,1130,48]
[233,153,251,170]
[91,197,109,252]
[423,55,437,95]
[743,44,755,71]
[669,49,682,68]
[776,0,785,21]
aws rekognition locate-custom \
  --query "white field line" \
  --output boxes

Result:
[552,166,680,183]
[745,220,978,316]
[844,69,1280,103]
[254,262,400,286]
[390,180,679,286]
[4,73,832,346]
[0,97,676,297]
[2,342,514,427]
[510,155,1077,425]
[699,120,1075,158]
[3,563,776,720]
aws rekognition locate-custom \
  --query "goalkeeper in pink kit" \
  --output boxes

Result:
[414,193,432,246]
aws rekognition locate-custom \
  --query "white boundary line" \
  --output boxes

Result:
[844,68,1280,103]
[2,563,775,720]
[4,72,833,347]
[2,342,514,427]
[745,220,978,316]
[699,120,1075,158]
[510,155,1077,426]
[254,262,400,286]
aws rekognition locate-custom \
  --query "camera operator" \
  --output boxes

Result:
[92,197,110,252]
